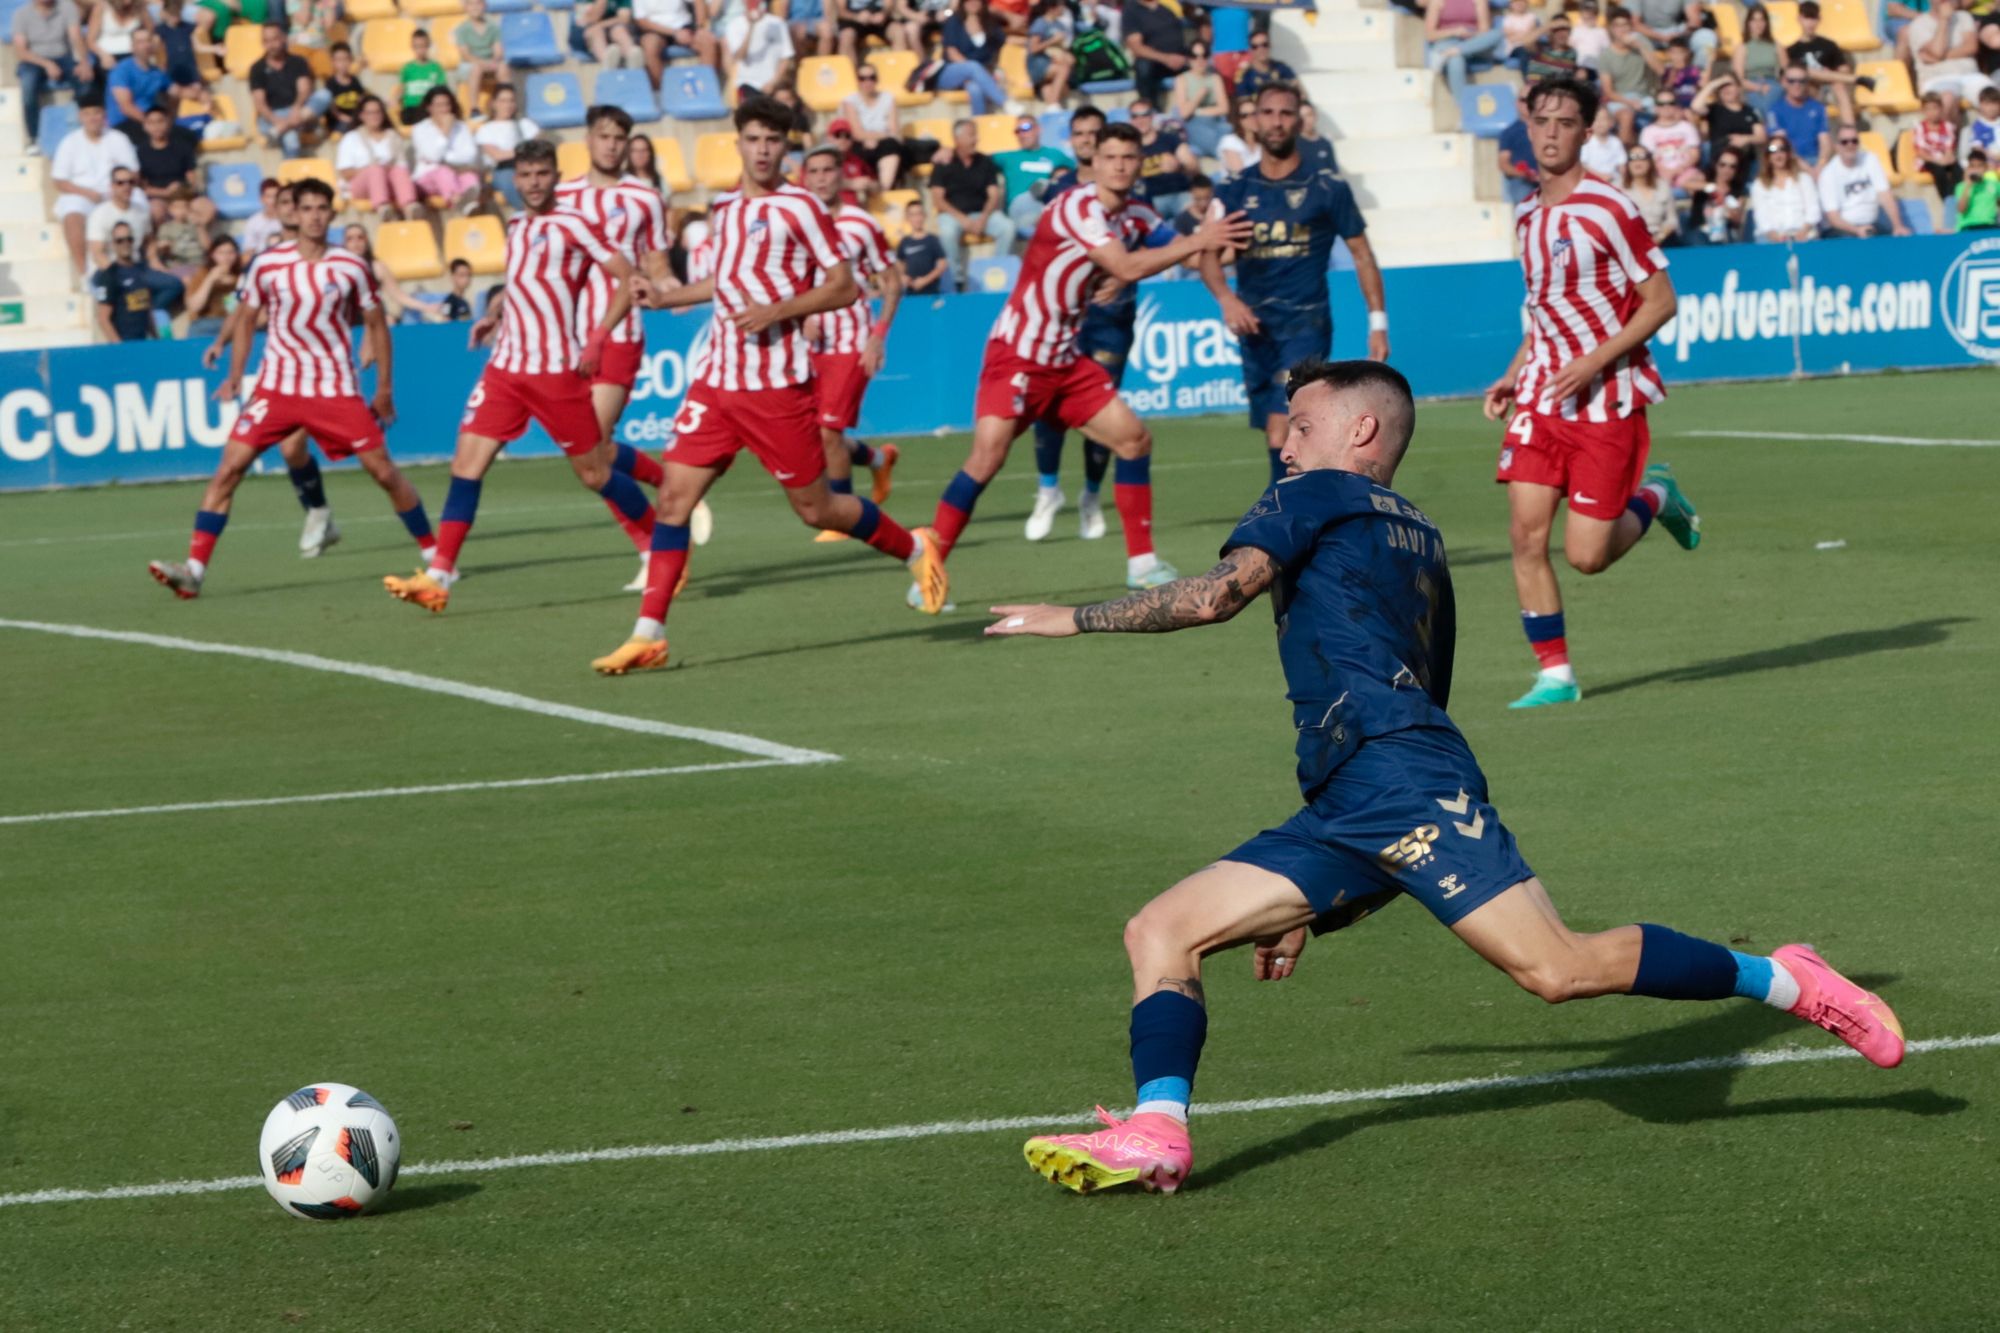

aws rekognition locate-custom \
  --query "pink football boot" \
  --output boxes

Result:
[1023,1106,1194,1195]
[1773,944,1905,1068]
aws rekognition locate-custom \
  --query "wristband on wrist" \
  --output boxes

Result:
[871,320,890,339]
[1368,310,1389,333]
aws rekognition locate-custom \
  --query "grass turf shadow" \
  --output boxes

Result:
[375,1181,483,1216]
[1588,618,1974,699]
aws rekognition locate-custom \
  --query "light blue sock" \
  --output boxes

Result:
[1037,472,1059,490]
[1729,951,1800,1009]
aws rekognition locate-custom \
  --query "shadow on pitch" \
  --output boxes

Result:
[1587,618,1974,699]
[377,1181,483,1215]
[1198,981,1967,1189]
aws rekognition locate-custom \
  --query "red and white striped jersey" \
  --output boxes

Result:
[1512,179,1669,422]
[702,183,846,391]
[813,204,892,355]
[990,186,1126,368]
[240,246,377,398]
[490,210,620,375]
[556,175,670,345]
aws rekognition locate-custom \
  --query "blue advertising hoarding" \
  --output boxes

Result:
[3,233,1995,492]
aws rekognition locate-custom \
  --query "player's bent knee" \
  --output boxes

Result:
[1565,544,1614,575]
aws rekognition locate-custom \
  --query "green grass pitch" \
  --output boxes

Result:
[1,370,1996,1330]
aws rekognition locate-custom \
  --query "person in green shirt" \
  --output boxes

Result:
[453,0,507,106]
[397,28,448,126]
[1956,148,2000,230]
[994,115,1073,237]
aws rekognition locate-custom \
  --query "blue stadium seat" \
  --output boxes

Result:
[526,71,588,127]
[593,68,662,123]
[541,0,575,9]
[36,100,78,158]
[209,161,264,220]
[661,65,728,120]
[1078,77,1134,96]
[485,0,530,9]
[501,11,564,65]
[1898,196,1936,235]
[966,254,1020,294]
[1038,109,1071,151]
[1103,106,1130,124]
[1456,84,1517,138]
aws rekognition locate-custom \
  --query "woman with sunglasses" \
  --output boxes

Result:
[1236,30,1297,97]
[1687,148,1749,244]
[1172,41,1230,158]
[1749,135,1822,242]
[1621,143,1681,247]
[839,62,907,189]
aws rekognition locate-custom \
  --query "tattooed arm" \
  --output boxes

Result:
[984,547,1280,639]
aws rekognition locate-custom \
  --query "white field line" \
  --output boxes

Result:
[0,619,839,765]
[0,761,791,827]
[3,1031,1993,1210]
[1680,429,2000,448]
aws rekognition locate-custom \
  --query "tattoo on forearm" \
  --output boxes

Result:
[1156,976,1206,1003]
[1072,554,1263,633]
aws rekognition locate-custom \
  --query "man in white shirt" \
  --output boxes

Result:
[52,96,139,275]
[722,0,794,99]
[86,166,154,269]
[1817,129,1911,238]
[633,0,719,86]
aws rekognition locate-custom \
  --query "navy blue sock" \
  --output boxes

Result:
[1031,418,1065,480]
[1630,924,1739,1000]
[1267,446,1286,486]
[1083,442,1110,492]
[850,497,882,541]
[288,460,327,510]
[396,502,432,543]
[441,475,483,526]
[1130,990,1207,1117]
[828,475,855,495]
[596,470,649,522]
[1113,454,1150,486]
[612,442,639,475]
[1626,493,1656,536]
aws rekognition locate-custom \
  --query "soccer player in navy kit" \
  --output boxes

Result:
[988,360,1905,1196]
[1199,82,1390,487]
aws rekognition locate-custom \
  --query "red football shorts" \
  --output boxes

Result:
[461,367,604,456]
[813,350,870,431]
[591,338,644,391]
[1494,408,1652,522]
[974,340,1121,430]
[666,380,826,487]
[230,389,383,459]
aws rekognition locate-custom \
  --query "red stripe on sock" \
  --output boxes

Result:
[1113,483,1153,559]
[628,450,664,488]
[1532,636,1570,670]
[931,502,972,560]
[434,519,471,574]
[189,528,221,565]
[606,499,656,552]
[640,548,689,623]
[1635,485,1664,517]
[862,508,916,562]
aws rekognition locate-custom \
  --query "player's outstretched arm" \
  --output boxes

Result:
[986,547,1279,638]
[1090,211,1252,288]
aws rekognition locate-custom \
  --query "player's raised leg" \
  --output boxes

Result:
[149,438,262,599]
[384,429,509,613]
[928,411,1018,564]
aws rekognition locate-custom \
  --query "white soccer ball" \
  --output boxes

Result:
[256,1082,401,1221]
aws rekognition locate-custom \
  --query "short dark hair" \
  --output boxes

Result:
[262,19,286,34]
[411,26,431,40]
[423,86,460,116]
[1798,0,1820,16]
[330,40,351,56]
[78,91,104,110]
[586,103,634,133]
[1069,104,1107,131]
[734,93,793,135]
[450,257,472,273]
[143,103,168,118]
[1189,173,1213,191]
[1605,5,1632,20]
[1285,357,1416,432]
[292,178,335,207]
[1099,121,1143,150]
[513,137,557,169]
[1526,75,1600,126]
[1255,80,1304,109]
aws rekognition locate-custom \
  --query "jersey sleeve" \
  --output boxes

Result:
[797,193,848,271]
[1326,177,1367,240]
[570,215,620,268]
[348,254,381,313]
[859,216,892,276]
[1612,194,1667,282]
[1053,192,1115,250]
[639,191,670,255]
[1220,482,1327,571]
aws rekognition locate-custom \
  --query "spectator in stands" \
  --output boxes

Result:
[1497,90,1537,203]
[133,104,201,221]
[108,30,198,142]
[1787,1,1866,127]
[1980,10,2000,85]
[626,132,665,191]
[396,29,449,128]
[1569,0,1611,71]
[454,0,510,105]
[1424,0,1504,101]
[1691,72,1766,179]
[937,0,1009,114]
[339,95,421,220]
[891,0,952,54]
[52,97,138,274]
[1956,147,2000,230]
[1749,135,1821,240]
[769,83,813,156]
[1523,14,1582,82]
[1581,105,1630,180]
[1297,99,1338,173]
[635,0,721,89]
[990,0,1031,39]
[723,0,796,101]
[249,22,328,156]
[322,42,366,135]
[1601,7,1664,143]
[1628,0,1682,49]
[154,186,207,276]
[240,178,286,252]
[1965,87,2000,166]
[411,87,485,215]
[1640,91,1705,187]
[1681,0,1721,66]
[821,120,873,200]
[86,165,153,270]
[192,0,275,62]
[1026,0,1076,105]
[1216,94,1261,180]
[787,0,835,58]
[92,222,173,341]
[1129,98,1198,216]
[343,224,449,323]
[154,4,208,105]
[1660,36,1703,105]
[1499,0,1541,68]
[1912,91,1962,200]
[1909,0,1988,122]
[1235,29,1295,98]
[835,0,894,59]
[1818,127,1911,236]
[443,259,476,320]
[995,114,1073,235]
[87,0,148,72]
[930,116,1011,270]
[286,0,339,55]
[577,0,645,70]
[1732,4,1782,112]
[1122,0,1190,109]
[895,197,950,292]
[1621,143,1681,244]
[474,84,539,209]
[14,0,96,150]
[1173,172,1212,234]
[183,234,241,341]
[1766,65,1830,167]
[1687,146,1748,242]
[839,62,906,190]
[1173,41,1230,158]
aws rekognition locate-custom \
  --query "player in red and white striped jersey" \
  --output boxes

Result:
[802,146,902,539]
[384,138,652,615]
[147,180,436,601]
[927,122,1250,603]
[1482,76,1702,710]
[590,96,948,676]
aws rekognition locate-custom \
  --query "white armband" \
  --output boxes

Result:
[1368,310,1388,333]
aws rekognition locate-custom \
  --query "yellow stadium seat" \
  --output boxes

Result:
[1892,127,1931,183]
[973,113,1015,154]
[190,93,247,151]
[1765,1,1801,49]
[403,0,466,18]
[907,116,953,148]
[650,137,695,193]
[1711,2,1741,55]
[937,88,970,104]
[430,25,463,68]
[1856,59,1918,114]
[867,50,932,109]
[870,186,919,217]
[998,42,1033,100]
[798,55,859,113]
[444,215,507,274]
[277,156,341,206]
[223,25,264,79]
[557,138,591,181]
[345,0,399,18]
[363,18,419,73]
[374,220,445,279]
[694,132,741,190]
[1819,0,1878,51]
[1859,129,1899,185]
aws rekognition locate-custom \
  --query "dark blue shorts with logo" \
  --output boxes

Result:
[1225,726,1534,931]
[1241,309,1332,429]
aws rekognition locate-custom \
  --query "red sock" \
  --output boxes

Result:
[854,500,915,561]
[640,547,689,623]
[417,535,437,559]
[628,450,664,487]
[434,520,471,574]
[1633,485,1664,518]
[605,498,656,551]
[1114,483,1154,559]
[1532,636,1570,670]
[189,528,221,565]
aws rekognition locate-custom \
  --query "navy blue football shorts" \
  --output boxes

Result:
[1078,312,1135,383]
[1240,310,1332,430]
[1225,727,1534,931]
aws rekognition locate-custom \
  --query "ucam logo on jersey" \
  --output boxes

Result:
[1121,293,1246,414]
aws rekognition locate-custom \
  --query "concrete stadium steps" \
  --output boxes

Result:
[0,288,88,341]
[1345,165,1482,211]
[0,222,66,265]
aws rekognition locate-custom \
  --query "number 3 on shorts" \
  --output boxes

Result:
[1507,410,1534,445]
[674,399,707,435]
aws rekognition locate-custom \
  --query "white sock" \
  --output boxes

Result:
[306,505,331,521]
[1539,664,1577,685]
[1133,1099,1189,1124]
[906,531,925,567]
[633,616,664,641]
[1037,484,1061,499]
[425,566,455,585]
[1127,552,1160,579]
[186,557,206,579]
[1764,958,1802,1010]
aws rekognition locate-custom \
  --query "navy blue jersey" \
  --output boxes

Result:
[1213,161,1364,325]
[1223,468,1458,796]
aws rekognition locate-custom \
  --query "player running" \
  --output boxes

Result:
[383,137,651,614]
[589,96,947,675]
[1198,81,1389,489]
[149,181,433,599]
[926,122,1251,600]
[800,143,901,542]
[1485,76,1701,710]
[988,359,1904,1196]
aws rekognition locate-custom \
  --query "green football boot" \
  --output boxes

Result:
[1509,673,1583,710]
[1644,462,1701,551]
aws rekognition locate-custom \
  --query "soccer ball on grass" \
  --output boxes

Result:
[257,1082,401,1220]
